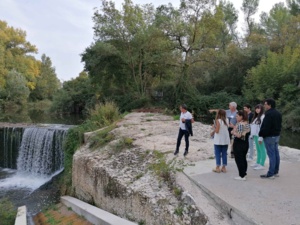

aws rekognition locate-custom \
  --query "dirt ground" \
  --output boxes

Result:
[33,203,92,225]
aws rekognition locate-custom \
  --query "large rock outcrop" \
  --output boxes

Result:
[72,113,210,225]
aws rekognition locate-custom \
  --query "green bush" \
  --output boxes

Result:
[59,101,121,195]
[88,101,121,127]
[0,198,16,225]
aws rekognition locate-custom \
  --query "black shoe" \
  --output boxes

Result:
[260,174,275,179]
[183,151,188,156]
[174,150,179,156]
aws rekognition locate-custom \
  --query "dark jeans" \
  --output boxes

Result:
[176,128,189,152]
[233,138,249,178]
[264,136,280,176]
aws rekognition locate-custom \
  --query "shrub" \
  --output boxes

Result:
[88,101,120,127]
[0,198,16,225]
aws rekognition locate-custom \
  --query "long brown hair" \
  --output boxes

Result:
[216,109,228,126]
[252,104,264,124]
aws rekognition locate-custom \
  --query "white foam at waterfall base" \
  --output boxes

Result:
[0,168,63,190]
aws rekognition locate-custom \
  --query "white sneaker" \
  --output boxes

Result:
[234,176,246,181]
[254,165,265,170]
[250,163,258,167]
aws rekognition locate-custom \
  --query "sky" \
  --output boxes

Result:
[0,0,285,82]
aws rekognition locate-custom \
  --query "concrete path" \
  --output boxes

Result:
[183,157,300,225]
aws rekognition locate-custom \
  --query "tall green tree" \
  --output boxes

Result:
[30,54,60,100]
[3,70,30,104]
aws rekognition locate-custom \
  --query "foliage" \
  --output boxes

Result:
[30,54,60,101]
[59,101,121,194]
[50,72,95,114]
[0,20,60,106]
[89,125,116,149]
[243,47,300,102]
[0,198,16,225]
[149,150,177,187]
[88,101,121,127]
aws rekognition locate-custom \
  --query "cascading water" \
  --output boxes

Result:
[0,126,68,190]
[17,127,66,176]
[0,125,70,219]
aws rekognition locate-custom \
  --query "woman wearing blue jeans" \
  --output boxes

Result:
[212,109,230,173]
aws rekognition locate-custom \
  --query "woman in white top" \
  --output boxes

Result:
[212,109,230,173]
[250,104,266,170]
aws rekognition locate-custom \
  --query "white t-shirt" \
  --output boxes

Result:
[214,119,230,145]
[250,114,265,137]
[179,111,193,130]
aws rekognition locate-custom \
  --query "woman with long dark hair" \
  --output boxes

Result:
[212,109,230,173]
[231,110,250,181]
[250,104,266,170]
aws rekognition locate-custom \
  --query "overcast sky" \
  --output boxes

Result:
[0,0,284,82]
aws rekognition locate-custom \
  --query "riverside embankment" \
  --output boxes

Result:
[71,112,300,225]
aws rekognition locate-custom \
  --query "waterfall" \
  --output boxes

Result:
[0,125,69,190]
[17,127,67,176]
[0,127,23,169]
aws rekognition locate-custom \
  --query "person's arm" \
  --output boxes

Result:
[215,119,221,133]
[259,114,271,137]
[209,109,219,113]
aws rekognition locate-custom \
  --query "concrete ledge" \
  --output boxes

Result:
[15,206,27,225]
[183,172,258,225]
[61,196,137,225]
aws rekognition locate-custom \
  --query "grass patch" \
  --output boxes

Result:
[174,206,184,217]
[135,173,144,180]
[0,198,16,225]
[89,125,116,149]
[173,187,183,199]
[149,150,177,186]
[110,137,134,155]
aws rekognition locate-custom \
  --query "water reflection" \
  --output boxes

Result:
[0,108,84,125]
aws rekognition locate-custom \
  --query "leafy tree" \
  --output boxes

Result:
[90,0,171,97]
[3,70,30,104]
[0,20,39,90]
[51,72,95,114]
[241,0,259,43]
[286,0,300,16]
[30,54,60,100]
[243,46,300,102]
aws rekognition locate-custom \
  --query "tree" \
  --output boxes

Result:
[90,0,170,97]
[241,0,259,44]
[30,54,60,100]
[3,70,30,104]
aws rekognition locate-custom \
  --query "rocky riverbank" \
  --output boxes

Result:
[72,112,300,225]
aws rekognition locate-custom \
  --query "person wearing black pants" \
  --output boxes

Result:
[233,138,249,178]
[231,110,250,181]
[174,104,194,156]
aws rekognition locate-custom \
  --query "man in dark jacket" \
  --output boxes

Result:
[259,98,282,179]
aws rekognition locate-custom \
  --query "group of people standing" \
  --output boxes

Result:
[174,98,282,181]
[211,99,282,180]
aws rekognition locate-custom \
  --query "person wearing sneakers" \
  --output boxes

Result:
[259,98,282,179]
[212,109,230,173]
[231,110,250,181]
[174,104,194,157]
[250,104,266,170]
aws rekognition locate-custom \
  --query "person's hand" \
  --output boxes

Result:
[181,118,186,122]
[259,141,263,144]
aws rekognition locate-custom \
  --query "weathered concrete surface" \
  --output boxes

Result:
[14,206,27,225]
[184,154,300,225]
